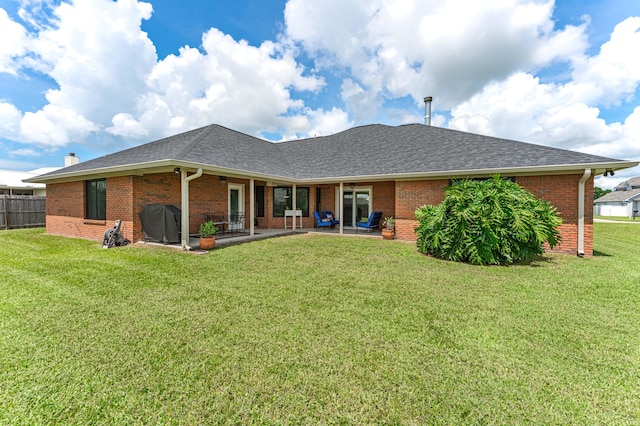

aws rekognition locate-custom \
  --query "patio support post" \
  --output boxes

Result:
[250,178,255,236]
[292,184,297,231]
[577,168,591,257]
[180,168,203,251]
[339,182,344,235]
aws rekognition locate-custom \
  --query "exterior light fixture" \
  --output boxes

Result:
[173,167,181,174]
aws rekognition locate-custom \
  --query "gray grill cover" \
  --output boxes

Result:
[139,204,181,243]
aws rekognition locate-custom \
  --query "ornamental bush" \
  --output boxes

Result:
[415,176,562,265]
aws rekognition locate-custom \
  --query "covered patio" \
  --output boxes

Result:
[137,226,384,252]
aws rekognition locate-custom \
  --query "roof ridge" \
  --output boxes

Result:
[275,123,391,147]
[174,125,217,159]
[272,139,298,176]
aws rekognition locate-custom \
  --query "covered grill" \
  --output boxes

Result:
[139,204,181,243]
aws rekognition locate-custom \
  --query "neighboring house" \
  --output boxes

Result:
[0,168,57,196]
[594,176,640,217]
[26,123,638,256]
[0,154,77,196]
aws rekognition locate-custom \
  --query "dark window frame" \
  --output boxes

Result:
[12,189,34,195]
[315,187,321,214]
[85,178,106,220]
[255,185,265,218]
[272,187,309,218]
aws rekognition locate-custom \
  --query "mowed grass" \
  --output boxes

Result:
[0,225,639,424]
[595,215,640,222]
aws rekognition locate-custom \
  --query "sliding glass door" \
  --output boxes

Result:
[336,187,372,227]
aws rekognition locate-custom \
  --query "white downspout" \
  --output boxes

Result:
[339,182,344,235]
[577,168,591,257]
[181,168,203,250]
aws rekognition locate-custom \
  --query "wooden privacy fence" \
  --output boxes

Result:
[0,195,46,230]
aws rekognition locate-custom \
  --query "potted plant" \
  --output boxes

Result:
[199,220,219,250]
[381,216,396,240]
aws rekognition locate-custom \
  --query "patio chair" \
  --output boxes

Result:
[204,211,228,234]
[356,211,383,233]
[228,212,245,235]
[314,211,333,230]
[321,211,340,226]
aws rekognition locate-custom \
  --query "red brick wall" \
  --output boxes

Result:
[516,174,593,256]
[395,179,448,241]
[394,175,594,256]
[372,181,395,219]
[46,181,104,241]
[106,176,135,242]
[46,179,135,242]
[317,185,336,215]
[47,181,84,217]
[188,175,230,233]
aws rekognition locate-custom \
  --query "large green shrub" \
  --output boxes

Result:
[415,176,562,265]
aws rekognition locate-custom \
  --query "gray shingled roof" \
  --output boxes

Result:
[613,176,640,191]
[40,125,293,177]
[595,188,640,203]
[32,123,634,182]
[278,124,623,178]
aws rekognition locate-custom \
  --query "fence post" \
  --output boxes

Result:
[3,193,8,230]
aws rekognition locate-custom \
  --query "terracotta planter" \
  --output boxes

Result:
[382,228,395,240]
[199,237,216,250]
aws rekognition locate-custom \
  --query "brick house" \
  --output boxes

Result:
[26,123,638,256]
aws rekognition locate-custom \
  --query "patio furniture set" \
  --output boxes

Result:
[314,211,384,232]
[203,212,247,237]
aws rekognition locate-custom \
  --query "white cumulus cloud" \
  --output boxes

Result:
[447,16,640,164]
[285,0,588,111]
[2,0,339,151]
[28,0,157,126]
[0,8,28,75]
[20,104,98,146]
[109,28,329,140]
[0,102,22,138]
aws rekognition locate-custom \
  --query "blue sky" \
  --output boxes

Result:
[1,0,639,188]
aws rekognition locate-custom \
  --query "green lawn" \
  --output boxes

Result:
[595,215,639,222]
[1,225,639,424]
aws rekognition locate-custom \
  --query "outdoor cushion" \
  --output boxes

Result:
[356,211,383,232]
[314,211,333,229]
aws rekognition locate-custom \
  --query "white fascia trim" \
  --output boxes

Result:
[24,159,639,185]
[299,160,640,184]
[623,192,640,202]
[23,160,299,185]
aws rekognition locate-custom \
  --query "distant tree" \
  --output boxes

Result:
[594,187,611,200]
[415,176,562,265]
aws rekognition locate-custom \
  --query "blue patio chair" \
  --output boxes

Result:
[314,211,333,230]
[356,211,383,233]
[321,211,340,226]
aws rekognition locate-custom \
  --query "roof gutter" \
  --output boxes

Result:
[577,168,591,257]
[181,168,203,250]
[298,160,639,184]
[22,159,302,185]
[23,158,639,186]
